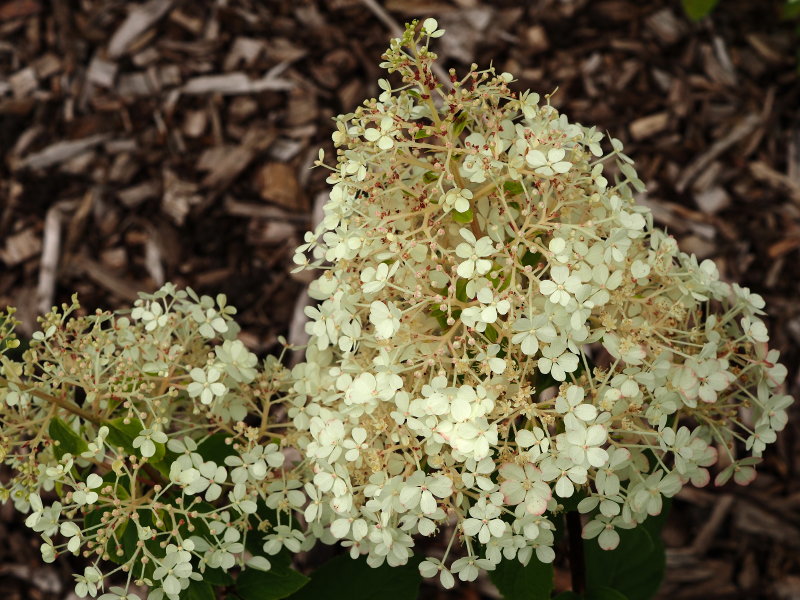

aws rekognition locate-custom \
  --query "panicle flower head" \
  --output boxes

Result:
[0,17,793,596]
[0,288,304,599]
[286,18,794,584]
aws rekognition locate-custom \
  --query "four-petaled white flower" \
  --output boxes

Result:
[364,116,397,150]
[399,471,453,514]
[131,300,168,331]
[539,265,582,306]
[132,428,167,458]
[187,367,227,405]
[462,497,506,544]
[361,262,399,294]
[74,565,103,599]
[72,473,103,506]
[455,229,494,279]
[442,187,473,213]
[555,385,598,429]
[525,147,572,176]
[476,287,510,323]
[563,423,609,468]
[215,339,258,383]
[499,462,552,515]
[537,341,579,382]
[370,300,402,340]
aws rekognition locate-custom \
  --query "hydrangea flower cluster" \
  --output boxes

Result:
[0,286,308,600]
[286,18,793,588]
[0,18,794,600]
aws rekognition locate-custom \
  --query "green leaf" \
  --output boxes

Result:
[429,306,449,331]
[782,1,800,18]
[553,587,629,600]
[503,180,525,195]
[201,567,234,587]
[452,112,470,136]
[490,557,553,600]
[452,208,474,223]
[286,555,421,600]
[49,417,88,459]
[107,518,138,564]
[236,565,310,600]
[180,580,215,600]
[520,250,542,268]
[585,586,630,600]
[681,0,719,21]
[584,523,665,600]
[455,279,469,303]
[197,432,237,463]
[415,129,432,139]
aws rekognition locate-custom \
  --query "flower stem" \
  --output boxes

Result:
[0,376,101,424]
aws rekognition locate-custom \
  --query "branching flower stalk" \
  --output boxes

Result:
[286,18,793,588]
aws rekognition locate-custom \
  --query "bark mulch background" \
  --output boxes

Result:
[1,0,800,598]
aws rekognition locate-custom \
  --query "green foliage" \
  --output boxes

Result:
[584,511,669,600]
[201,567,234,587]
[585,587,630,600]
[681,0,719,21]
[236,565,310,600]
[503,180,525,195]
[286,555,422,600]
[452,112,470,136]
[49,417,88,458]
[196,431,237,463]
[453,207,474,223]
[490,558,553,600]
[555,588,630,600]
[683,0,800,22]
[180,581,216,600]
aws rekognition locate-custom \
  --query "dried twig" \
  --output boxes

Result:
[182,71,293,95]
[750,161,800,204]
[675,114,761,193]
[15,134,109,170]
[690,495,735,555]
[36,203,66,315]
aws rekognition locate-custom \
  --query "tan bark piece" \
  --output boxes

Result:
[254,162,302,211]
[108,0,174,59]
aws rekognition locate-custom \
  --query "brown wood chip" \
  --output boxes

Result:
[254,162,304,211]
[630,112,670,141]
[182,72,293,95]
[108,0,174,58]
[0,228,41,266]
[0,0,40,21]
[14,134,109,170]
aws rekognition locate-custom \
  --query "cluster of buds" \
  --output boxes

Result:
[286,18,792,588]
[0,19,793,599]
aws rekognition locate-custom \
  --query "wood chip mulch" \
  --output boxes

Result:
[1,0,799,598]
